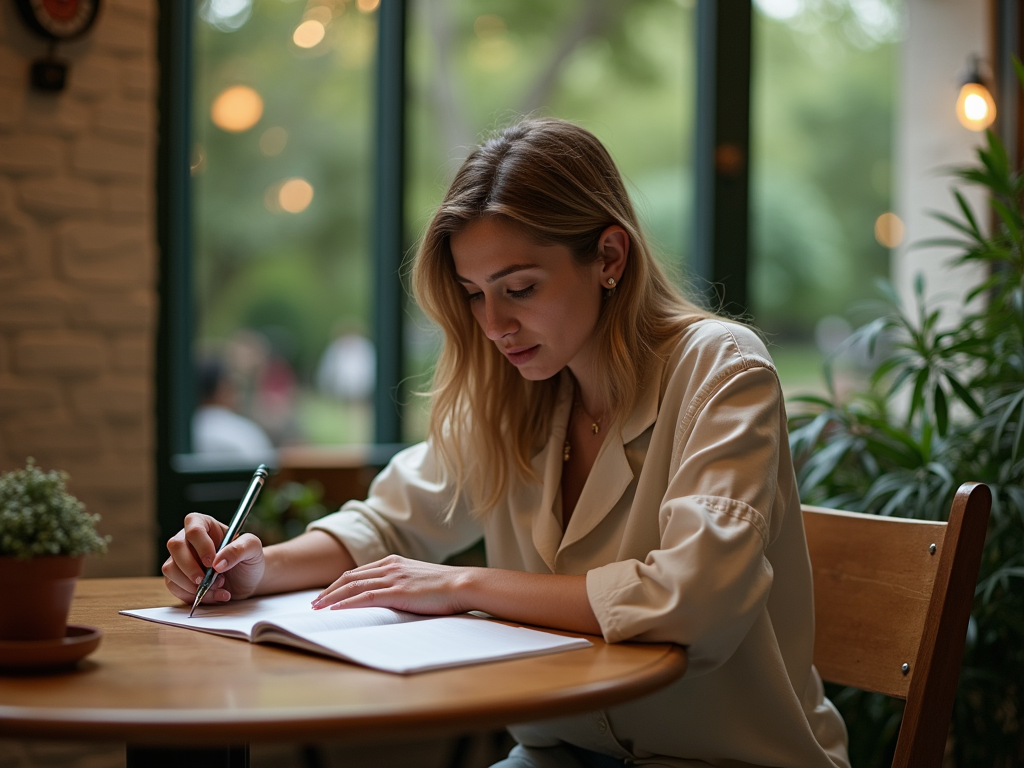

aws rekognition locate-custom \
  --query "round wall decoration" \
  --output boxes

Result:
[13,0,102,41]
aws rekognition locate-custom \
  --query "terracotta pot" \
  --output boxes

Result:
[0,555,84,641]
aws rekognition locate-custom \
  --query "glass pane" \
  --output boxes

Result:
[750,0,901,396]
[404,0,696,442]
[191,0,376,459]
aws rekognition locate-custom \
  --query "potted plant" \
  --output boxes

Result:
[787,102,1024,763]
[0,459,109,642]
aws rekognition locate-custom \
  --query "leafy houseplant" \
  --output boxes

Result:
[787,113,1024,763]
[0,459,109,642]
[247,479,329,546]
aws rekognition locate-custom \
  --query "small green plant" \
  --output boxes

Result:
[0,459,110,559]
[247,480,328,545]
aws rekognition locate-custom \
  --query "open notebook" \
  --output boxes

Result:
[121,589,591,674]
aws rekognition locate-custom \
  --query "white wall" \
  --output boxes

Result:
[894,0,990,317]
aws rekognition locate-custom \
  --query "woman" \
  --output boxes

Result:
[164,118,849,768]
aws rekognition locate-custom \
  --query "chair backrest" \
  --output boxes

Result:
[802,482,991,768]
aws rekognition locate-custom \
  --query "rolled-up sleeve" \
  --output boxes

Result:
[307,442,484,566]
[586,363,783,677]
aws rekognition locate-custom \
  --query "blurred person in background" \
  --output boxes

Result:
[192,356,274,462]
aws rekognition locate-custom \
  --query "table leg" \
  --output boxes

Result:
[125,744,249,767]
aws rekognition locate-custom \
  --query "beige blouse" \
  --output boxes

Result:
[309,319,850,768]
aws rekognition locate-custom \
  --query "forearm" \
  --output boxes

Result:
[461,568,602,636]
[258,530,357,596]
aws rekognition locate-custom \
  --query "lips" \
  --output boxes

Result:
[505,345,539,365]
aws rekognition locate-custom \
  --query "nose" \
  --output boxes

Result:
[481,298,518,340]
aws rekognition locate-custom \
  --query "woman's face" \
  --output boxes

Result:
[450,217,614,382]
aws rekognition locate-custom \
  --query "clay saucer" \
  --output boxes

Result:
[0,625,102,673]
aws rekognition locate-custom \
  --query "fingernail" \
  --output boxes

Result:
[194,575,202,585]
[203,557,213,567]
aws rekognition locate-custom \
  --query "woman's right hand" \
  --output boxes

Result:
[162,512,266,605]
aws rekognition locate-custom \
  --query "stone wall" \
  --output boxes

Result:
[0,0,158,577]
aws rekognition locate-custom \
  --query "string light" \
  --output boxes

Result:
[956,57,996,132]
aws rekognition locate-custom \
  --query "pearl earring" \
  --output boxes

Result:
[606,277,616,287]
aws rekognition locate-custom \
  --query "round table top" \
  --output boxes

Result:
[0,578,687,745]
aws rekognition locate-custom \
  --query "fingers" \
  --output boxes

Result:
[162,570,228,606]
[184,513,225,567]
[163,513,233,604]
[164,514,222,578]
[211,532,263,573]
[313,574,391,609]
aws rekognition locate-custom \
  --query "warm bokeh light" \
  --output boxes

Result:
[293,19,326,48]
[357,0,379,12]
[956,82,996,131]
[278,178,314,213]
[210,85,263,133]
[874,212,905,248]
[259,126,288,156]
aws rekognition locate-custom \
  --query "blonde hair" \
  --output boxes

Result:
[413,118,713,515]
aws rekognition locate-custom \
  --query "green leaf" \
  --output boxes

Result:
[929,211,986,243]
[994,389,1024,454]
[788,394,834,409]
[934,382,949,436]
[909,367,929,423]
[1015,402,1024,465]
[991,198,1024,248]
[953,189,981,235]
[944,373,984,417]
[1013,54,1024,90]
[799,437,855,493]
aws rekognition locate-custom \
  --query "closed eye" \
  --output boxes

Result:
[507,285,535,299]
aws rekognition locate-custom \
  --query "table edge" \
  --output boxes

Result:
[0,645,686,744]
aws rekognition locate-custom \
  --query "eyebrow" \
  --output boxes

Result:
[454,263,540,285]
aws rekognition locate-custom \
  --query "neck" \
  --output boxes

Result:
[568,365,606,422]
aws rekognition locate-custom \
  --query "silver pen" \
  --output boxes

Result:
[189,464,269,617]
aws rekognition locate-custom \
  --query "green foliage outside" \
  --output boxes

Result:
[752,13,897,339]
[788,122,1024,764]
[0,459,110,559]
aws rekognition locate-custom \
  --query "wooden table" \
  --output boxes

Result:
[0,578,686,764]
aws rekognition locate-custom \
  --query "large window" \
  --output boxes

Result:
[750,0,901,395]
[191,0,377,455]
[159,0,904,540]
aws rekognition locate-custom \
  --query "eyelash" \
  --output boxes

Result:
[466,286,535,301]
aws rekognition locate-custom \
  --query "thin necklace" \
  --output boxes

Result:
[563,399,604,462]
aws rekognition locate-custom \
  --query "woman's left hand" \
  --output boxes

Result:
[312,554,471,615]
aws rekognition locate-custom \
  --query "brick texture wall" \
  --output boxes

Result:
[0,0,157,577]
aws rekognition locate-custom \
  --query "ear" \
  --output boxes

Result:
[596,225,629,286]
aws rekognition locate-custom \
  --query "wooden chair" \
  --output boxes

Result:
[802,482,991,768]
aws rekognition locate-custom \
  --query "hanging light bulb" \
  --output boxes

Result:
[956,57,996,132]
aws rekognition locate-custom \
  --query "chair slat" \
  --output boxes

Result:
[802,507,946,699]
